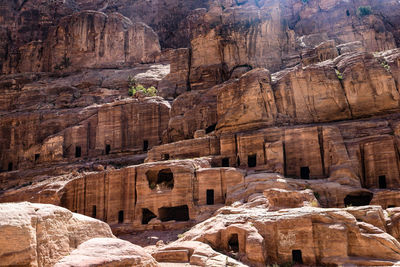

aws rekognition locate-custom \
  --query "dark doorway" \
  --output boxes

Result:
[292,250,303,264]
[205,124,216,134]
[142,208,157,224]
[75,146,81,158]
[157,169,174,189]
[248,154,257,168]
[206,189,214,205]
[7,162,13,171]
[228,234,239,252]
[163,154,170,160]
[300,166,310,179]
[344,192,373,207]
[346,10,350,16]
[146,169,174,190]
[105,144,111,155]
[379,175,387,189]
[237,157,240,167]
[222,157,230,167]
[118,210,124,223]
[35,154,40,162]
[388,205,396,208]
[92,205,97,218]
[143,140,149,152]
[158,205,189,222]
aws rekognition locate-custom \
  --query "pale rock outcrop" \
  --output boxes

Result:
[55,238,159,267]
[153,241,246,266]
[177,203,400,266]
[0,202,114,266]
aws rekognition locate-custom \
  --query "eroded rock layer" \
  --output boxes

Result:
[2,0,400,266]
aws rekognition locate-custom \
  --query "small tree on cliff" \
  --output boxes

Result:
[128,76,157,97]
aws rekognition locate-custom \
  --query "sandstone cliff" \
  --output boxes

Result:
[2,0,400,266]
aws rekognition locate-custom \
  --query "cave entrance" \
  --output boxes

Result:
[146,169,174,190]
[92,205,97,218]
[75,146,81,158]
[237,157,240,167]
[158,205,189,222]
[7,162,13,171]
[163,154,170,160]
[292,250,303,264]
[228,234,239,252]
[206,189,214,205]
[105,144,111,155]
[118,210,124,223]
[379,175,387,189]
[248,154,257,168]
[300,167,310,179]
[142,208,156,224]
[344,192,373,207]
[205,124,216,134]
[222,157,230,167]
[35,154,40,162]
[143,140,149,152]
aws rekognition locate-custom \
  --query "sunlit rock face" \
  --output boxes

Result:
[11,11,161,73]
[2,0,400,266]
[0,202,114,266]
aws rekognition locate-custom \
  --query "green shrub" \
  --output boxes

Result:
[311,199,319,207]
[381,61,391,72]
[127,77,158,97]
[335,69,343,80]
[357,6,372,17]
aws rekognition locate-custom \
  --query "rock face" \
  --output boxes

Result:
[3,0,400,266]
[18,11,161,73]
[55,238,159,267]
[152,241,245,266]
[0,158,245,232]
[0,64,170,172]
[0,97,170,172]
[184,0,400,90]
[0,0,208,74]
[0,202,114,266]
[177,204,400,266]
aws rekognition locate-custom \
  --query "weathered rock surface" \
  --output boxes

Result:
[55,238,159,267]
[166,49,400,140]
[2,0,400,266]
[186,0,400,90]
[153,241,245,266]
[177,204,400,266]
[0,202,114,266]
[0,64,170,172]
[0,97,170,172]
[0,0,207,74]
[19,11,161,73]
[0,158,244,232]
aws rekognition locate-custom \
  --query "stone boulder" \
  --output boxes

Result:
[55,238,159,267]
[153,241,246,266]
[0,202,114,266]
